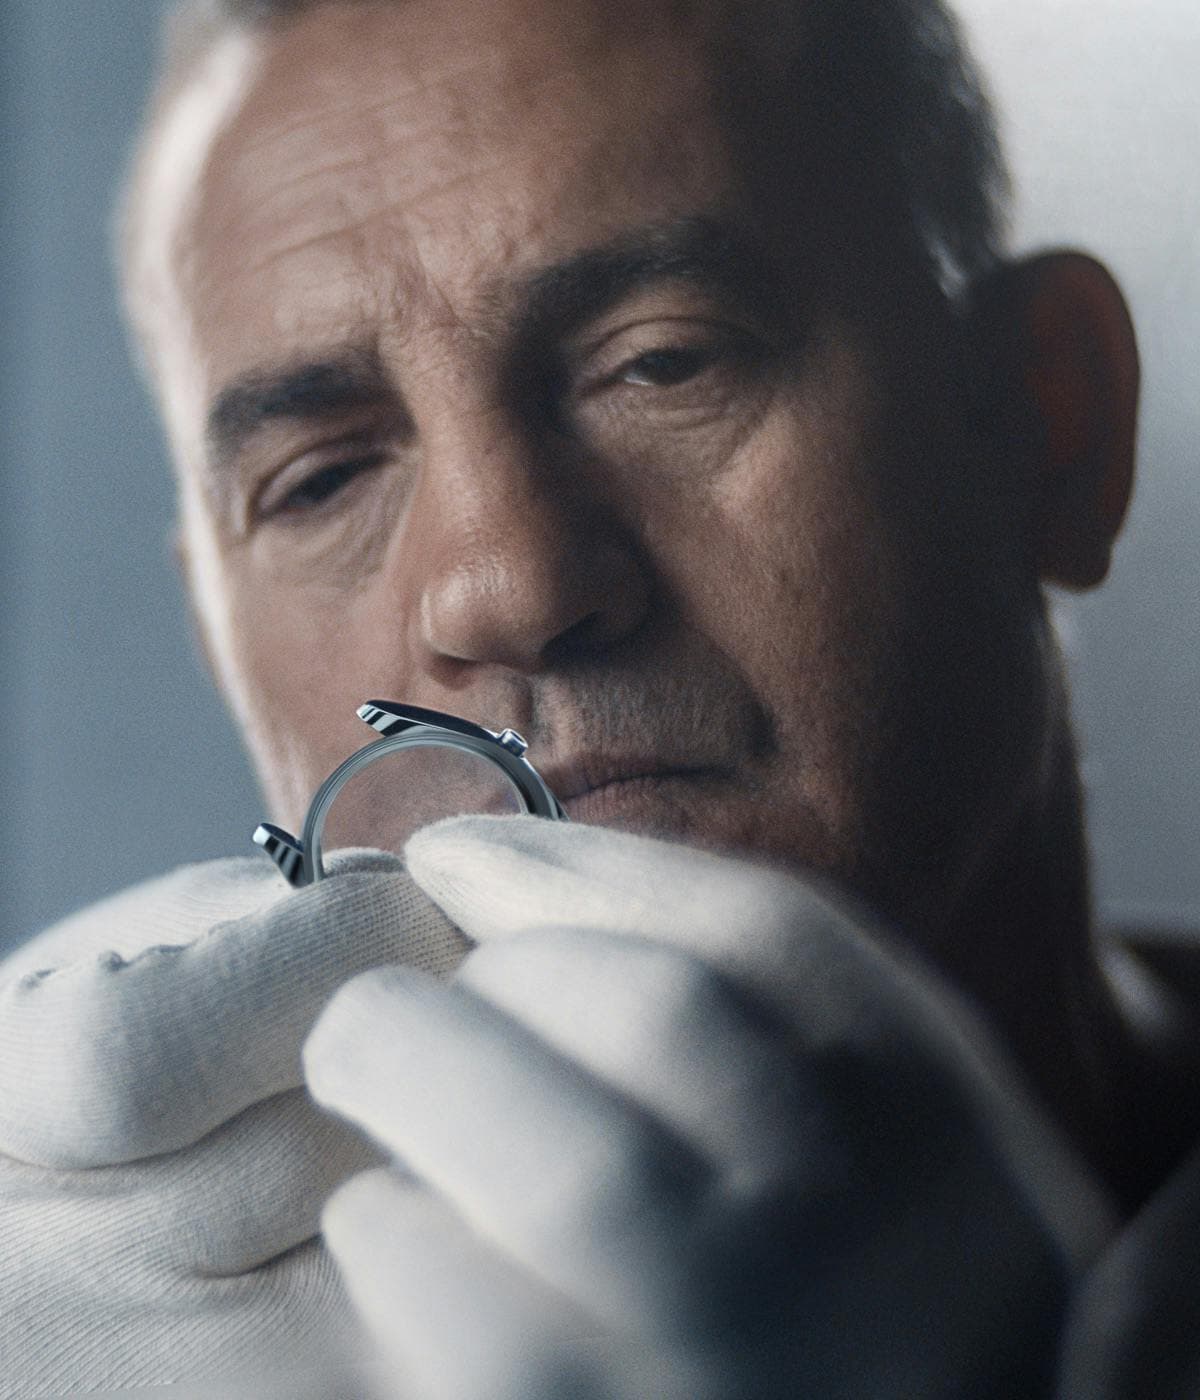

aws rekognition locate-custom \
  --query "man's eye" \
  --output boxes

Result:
[559,322,772,458]
[618,345,722,388]
[271,454,385,516]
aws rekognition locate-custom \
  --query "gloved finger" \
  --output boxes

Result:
[457,930,825,1190]
[406,817,1117,1268]
[1,1229,357,1398]
[305,966,714,1335]
[1,856,290,981]
[404,816,880,1037]
[0,853,469,1169]
[146,1086,385,1277]
[2,1087,381,1282]
[324,1169,605,1400]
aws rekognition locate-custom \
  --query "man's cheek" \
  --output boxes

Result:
[219,618,353,823]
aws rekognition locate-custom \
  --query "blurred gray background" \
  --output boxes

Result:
[1,0,1196,954]
[0,0,263,953]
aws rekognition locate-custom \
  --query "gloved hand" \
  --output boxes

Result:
[0,850,468,1398]
[306,815,1117,1400]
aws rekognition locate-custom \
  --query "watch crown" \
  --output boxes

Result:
[495,728,528,757]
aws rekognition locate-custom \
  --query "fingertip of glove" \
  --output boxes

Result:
[320,847,408,878]
[303,965,424,1097]
[404,812,594,881]
[404,812,524,856]
[322,1163,407,1237]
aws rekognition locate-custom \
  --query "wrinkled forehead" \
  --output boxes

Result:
[210,8,728,267]
[133,0,810,439]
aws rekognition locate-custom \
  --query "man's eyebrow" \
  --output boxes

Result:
[515,216,781,341]
[203,221,776,469]
[205,346,393,471]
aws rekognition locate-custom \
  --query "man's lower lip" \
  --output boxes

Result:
[560,771,705,823]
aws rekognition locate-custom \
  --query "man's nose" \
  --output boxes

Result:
[402,425,652,681]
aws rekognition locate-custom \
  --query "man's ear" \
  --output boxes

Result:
[980,251,1140,589]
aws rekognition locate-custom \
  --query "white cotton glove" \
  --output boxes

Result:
[306,815,1118,1400]
[0,849,469,1398]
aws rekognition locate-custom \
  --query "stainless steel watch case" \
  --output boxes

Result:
[253,700,566,887]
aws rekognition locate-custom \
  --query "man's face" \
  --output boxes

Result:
[143,0,1048,944]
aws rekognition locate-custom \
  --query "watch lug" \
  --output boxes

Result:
[357,701,418,737]
[253,822,308,887]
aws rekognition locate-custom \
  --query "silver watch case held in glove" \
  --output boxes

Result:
[253,700,567,887]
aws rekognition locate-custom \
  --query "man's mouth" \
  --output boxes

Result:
[538,758,724,824]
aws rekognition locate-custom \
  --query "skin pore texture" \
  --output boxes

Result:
[126,0,1191,1208]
